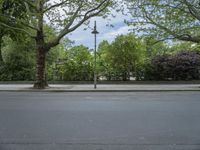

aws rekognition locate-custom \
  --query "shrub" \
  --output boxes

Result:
[172,51,200,80]
[141,51,200,80]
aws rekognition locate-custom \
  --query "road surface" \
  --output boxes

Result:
[0,92,200,150]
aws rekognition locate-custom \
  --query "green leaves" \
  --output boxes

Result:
[60,45,93,81]
[98,33,145,81]
[126,0,200,43]
[0,36,36,81]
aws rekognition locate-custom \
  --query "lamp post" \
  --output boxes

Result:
[91,21,99,89]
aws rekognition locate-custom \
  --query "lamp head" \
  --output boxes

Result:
[91,21,99,34]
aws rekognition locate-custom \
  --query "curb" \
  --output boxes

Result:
[0,89,200,92]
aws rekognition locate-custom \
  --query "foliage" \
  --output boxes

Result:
[46,44,66,81]
[0,27,68,81]
[168,42,200,53]
[173,51,200,80]
[0,0,31,62]
[98,33,145,80]
[142,37,169,57]
[59,45,93,81]
[0,0,30,30]
[44,25,68,80]
[141,50,200,80]
[126,0,200,43]
[0,36,35,81]
[97,40,113,80]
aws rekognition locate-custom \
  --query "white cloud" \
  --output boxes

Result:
[68,15,132,48]
[66,1,132,48]
[99,26,132,41]
[47,0,133,48]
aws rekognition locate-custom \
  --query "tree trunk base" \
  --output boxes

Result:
[33,80,48,89]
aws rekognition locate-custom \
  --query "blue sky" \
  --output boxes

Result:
[47,0,132,49]
[67,12,132,49]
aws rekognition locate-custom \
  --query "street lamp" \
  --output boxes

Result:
[91,21,99,89]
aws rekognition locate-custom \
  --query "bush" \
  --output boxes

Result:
[172,51,200,80]
[141,51,200,80]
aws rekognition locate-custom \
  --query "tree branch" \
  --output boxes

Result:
[142,7,200,43]
[43,0,70,13]
[183,0,200,21]
[0,22,35,38]
[0,14,38,31]
[59,4,83,36]
[22,0,38,11]
[46,0,110,49]
[84,0,108,17]
[68,1,109,33]
[151,37,176,45]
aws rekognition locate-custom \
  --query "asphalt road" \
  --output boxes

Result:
[0,92,200,150]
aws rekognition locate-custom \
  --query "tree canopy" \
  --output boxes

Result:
[98,33,145,80]
[0,0,31,62]
[126,0,200,43]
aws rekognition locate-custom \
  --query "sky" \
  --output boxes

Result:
[48,0,133,49]
[67,12,132,49]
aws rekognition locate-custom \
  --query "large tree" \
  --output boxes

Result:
[126,0,200,43]
[0,0,112,88]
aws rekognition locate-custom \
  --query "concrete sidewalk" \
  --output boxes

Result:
[0,84,200,92]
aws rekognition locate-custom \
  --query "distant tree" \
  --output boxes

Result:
[111,34,145,80]
[98,34,145,81]
[142,37,169,58]
[0,36,35,81]
[97,40,113,80]
[62,45,93,81]
[168,42,200,53]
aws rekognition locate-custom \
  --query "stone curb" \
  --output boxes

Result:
[0,89,200,92]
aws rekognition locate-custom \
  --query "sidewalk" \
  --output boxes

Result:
[0,84,200,92]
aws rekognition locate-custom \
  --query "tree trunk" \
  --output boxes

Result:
[33,47,47,89]
[33,0,47,89]
[123,71,127,81]
[33,33,48,89]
